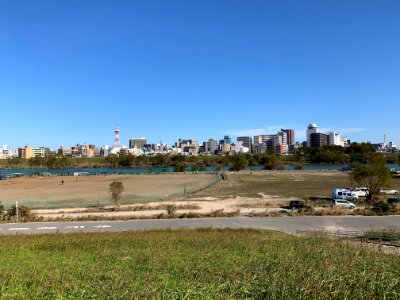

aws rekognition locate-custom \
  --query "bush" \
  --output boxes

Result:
[372,200,392,214]
[166,204,177,216]
[7,204,33,222]
[294,164,303,170]
[0,202,5,221]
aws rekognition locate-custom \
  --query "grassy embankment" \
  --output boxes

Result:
[1,229,399,299]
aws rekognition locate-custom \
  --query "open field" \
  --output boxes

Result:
[0,173,218,209]
[2,170,400,219]
[0,228,399,299]
[191,171,355,199]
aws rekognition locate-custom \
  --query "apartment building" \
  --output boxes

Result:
[310,132,328,147]
[237,136,252,149]
[129,138,147,149]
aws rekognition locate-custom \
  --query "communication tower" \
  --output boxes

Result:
[113,125,121,148]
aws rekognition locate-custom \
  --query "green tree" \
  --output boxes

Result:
[230,155,248,171]
[262,155,279,170]
[175,162,187,172]
[118,154,135,167]
[350,153,391,201]
[191,161,205,173]
[105,154,119,167]
[109,180,124,208]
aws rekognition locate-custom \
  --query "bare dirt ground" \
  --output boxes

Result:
[0,170,347,219]
[0,173,215,208]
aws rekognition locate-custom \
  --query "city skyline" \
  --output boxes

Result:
[1,1,399,148]
[0,122,392,152]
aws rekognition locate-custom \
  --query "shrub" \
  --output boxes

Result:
[166,204,177,216]
[7,204,33,222]
[372,200,392,214]
[294,164,303,170]
[109,180,124,208]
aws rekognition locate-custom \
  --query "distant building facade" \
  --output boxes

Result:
[310,133,328,147]
[129,138,147,149]
[237,136,252,149]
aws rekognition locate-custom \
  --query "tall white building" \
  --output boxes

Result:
[327,131,344,146]
[0,145,11,159]
[306,123,319,147]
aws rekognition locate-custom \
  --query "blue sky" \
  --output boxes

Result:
[0,0,399,149]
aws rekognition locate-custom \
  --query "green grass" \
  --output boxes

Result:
[0,229,399,299]
[192,172,400,201]
[192,172,352,199]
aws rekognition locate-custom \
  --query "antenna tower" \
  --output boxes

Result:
[113,125,121,148]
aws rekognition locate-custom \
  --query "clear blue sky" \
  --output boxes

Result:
[1,0,399,149]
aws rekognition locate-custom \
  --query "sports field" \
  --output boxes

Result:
[0,173,218,209]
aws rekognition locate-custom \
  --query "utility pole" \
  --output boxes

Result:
[16,201,19,222]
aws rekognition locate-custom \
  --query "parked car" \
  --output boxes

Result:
[288,200,304,209]
[351,187,369,197]
[341,166,354,171]
[390,169,400,175]
[332,199,356,209]
[380,188,400,195]
[0,175,6,180]
[332,188,359,201]
[387,198,400,204]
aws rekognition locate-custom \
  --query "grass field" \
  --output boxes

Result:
[192,171,400,200]
[1,229,399,299]
[192,171,353,199]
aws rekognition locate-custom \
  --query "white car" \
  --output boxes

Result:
[331,188,359,201]
[380,188,399,195]
[332,199,356,209]
[351,187,369,197]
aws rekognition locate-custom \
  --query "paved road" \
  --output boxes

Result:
[1,216,400,235]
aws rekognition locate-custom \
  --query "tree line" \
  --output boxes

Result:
[0,143,398,170]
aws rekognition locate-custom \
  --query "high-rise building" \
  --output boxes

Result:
[310,133,328,147]
[281,129,295,145]
[306,123,319,147]
[254,135,274,147]
[327,131,343,146]
[129,138,147,149]
[237,136,252,149]
[207,139,219,154]
[274,131,288,154]
[224,135,231,145]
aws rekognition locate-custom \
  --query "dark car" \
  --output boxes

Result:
[288,200,304,209]
[387,198,400,204]
[341,166,354,171]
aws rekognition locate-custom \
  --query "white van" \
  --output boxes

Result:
[351,187,369,197]
[332,188,359,201]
